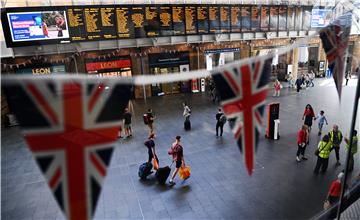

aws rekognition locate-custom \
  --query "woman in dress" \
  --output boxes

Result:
[302,104,315,131]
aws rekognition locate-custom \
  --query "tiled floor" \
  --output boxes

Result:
[1,78,359,219]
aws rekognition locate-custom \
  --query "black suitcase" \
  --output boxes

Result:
[138,162,153,180]
[184,119,191,130]
[155,166,171,185]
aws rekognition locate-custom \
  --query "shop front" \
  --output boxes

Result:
[85,56,132,77]
[148,52,190,96]
[16,64,66,74]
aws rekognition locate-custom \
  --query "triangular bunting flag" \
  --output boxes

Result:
[3,78,132,220]
[319,12,352,99]
[211,58,272,175]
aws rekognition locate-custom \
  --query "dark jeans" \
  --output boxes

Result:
[348,154,354,171]
[296,144,307,157]
[333,146,340,161]
[216,122,224,136]
[296,84,301,92]
[314,157,329,173]
[148,149,159,164]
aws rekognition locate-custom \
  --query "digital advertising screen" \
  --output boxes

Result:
[7,10,69,42]
[311,9,332,28]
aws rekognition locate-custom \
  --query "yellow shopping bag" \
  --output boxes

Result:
[179,165,191,180]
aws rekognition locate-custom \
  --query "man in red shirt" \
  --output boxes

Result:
[296,125,309,162]
[168,136,185,186]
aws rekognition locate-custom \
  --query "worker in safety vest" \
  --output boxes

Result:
[314,134,332,174]
[344,130,358,171]
[328,125,343,166]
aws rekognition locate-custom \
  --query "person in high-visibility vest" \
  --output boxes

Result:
[344,130,358,171]
[328,125,343,166]
[314,134,332,174]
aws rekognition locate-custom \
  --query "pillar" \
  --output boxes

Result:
[291,47,299,79]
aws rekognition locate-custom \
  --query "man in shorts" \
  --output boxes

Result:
[168,136,185,186]
[123,108,132,138]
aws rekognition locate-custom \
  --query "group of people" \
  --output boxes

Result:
[274,70,316,97]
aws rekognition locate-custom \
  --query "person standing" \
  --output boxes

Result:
[314,110,328,136]
[146,108,155,136]
[345,130,358,171]
[182,102,191,121]
[303,104,315,131]
[168,136,185,186]
[326,172,344,206]
[216,109,226,137]
[123,108,132,138]
[273,79,281,97]
[144,133,158,170]
[329,125,343,166]
[345,72,351,86]
[296,77,302,93]
[288,72,294,88]
[314,134,332,174]
[296,125,309,162]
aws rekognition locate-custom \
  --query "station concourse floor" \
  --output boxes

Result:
[1,78,360,220]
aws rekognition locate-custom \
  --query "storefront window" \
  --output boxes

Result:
[261,6,269,31]
[85,56,132,77]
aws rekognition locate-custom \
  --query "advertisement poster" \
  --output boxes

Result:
[295,7,302,30]
[278,6,287,30]
[8,11,69,41]
[269,6,278,30]
[302,7,312,30]
[287,7,294,30]
[241,6,251,31]
[251,6,260,31]
[261,6,269,31]
[311,9,332,28]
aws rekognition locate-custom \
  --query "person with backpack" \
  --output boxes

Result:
[329,125,343,166]
[314,110,328,136]
[344,130,358,171]
[296,125,309,162]
[216,108,226,137]
[144,133,158,170]
[168,136,185,186]
[314,134,332,174]
[123,108,132,138]
[144,109,155,136]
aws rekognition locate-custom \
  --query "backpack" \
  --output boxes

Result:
[220,114,227,124]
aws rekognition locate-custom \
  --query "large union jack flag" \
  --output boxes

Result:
[319,12,352,99]
[3,79,131,220]
[212,59,272,175]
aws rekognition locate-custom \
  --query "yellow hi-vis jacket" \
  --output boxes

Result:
[318,141,332,159]
[345,135,358,155]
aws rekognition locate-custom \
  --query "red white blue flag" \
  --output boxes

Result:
[319,12,352,99]
[3,79,131,220]
[212,59,272,175]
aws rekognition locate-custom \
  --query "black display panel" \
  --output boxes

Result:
[220,6,230,33]
[145,6,159,37]
[100,7,117,39]
[159,6,172,36]
[231,6,241,33]
[209,6,220,33]
[84,7,101,40]
[172,6,185,35]
[241,6,251,31]
[67,7,87,41]
[251,6,260,31]
[130,6,146,38]
[185,6,197,34]
[197,6,209,34]
[116,6,131,38]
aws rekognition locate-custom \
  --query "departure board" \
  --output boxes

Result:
[84,7,101,40]
[100,7,117,39]
[116,6,131,38]
[145,6,159,37]
[159,6,173,36]
[209,6,220,33]
[220,6,230,33]
[67,7,86,41]
[172,6,185,35]
[231,6,241,33]
[130,6,146,38]
[185,6,197,34]
[197,6,208,34]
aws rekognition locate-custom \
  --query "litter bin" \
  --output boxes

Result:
[274,119,280,140]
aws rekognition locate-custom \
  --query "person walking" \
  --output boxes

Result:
[314,134,332,174]
[345,71,351,86]
[345,130,358,171]
[296,77,302,93]
[314,110,328,136]
[144,133,158,171]
[216,109,226,137]
[296,125,309,162]
[183,102,191,121]
[303,104,315,131]
[326,172,344,206]
[168,136,185,186]
[123,108,132,138]
[329,125,343,166]
[287,72,294,88]
[273,79,281,97]
[145,108,155,136]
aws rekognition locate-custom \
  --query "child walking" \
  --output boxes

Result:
[273,80,281,97]
[315,110,328,136]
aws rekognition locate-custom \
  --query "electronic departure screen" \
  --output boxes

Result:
[2,5,297,47]
[172,6,185,35]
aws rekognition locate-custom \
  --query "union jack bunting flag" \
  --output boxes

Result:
[319,12,352,99]
[3,79,132,220]
[212,59,272,175]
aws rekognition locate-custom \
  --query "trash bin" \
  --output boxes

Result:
[274,119,280,140]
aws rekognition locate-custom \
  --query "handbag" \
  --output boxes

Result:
[153,156,159,170]
[179,165,191,180]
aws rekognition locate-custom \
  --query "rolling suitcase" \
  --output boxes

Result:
[184,118,191,131]
[155,166,171,185]
[138,162,153,180]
